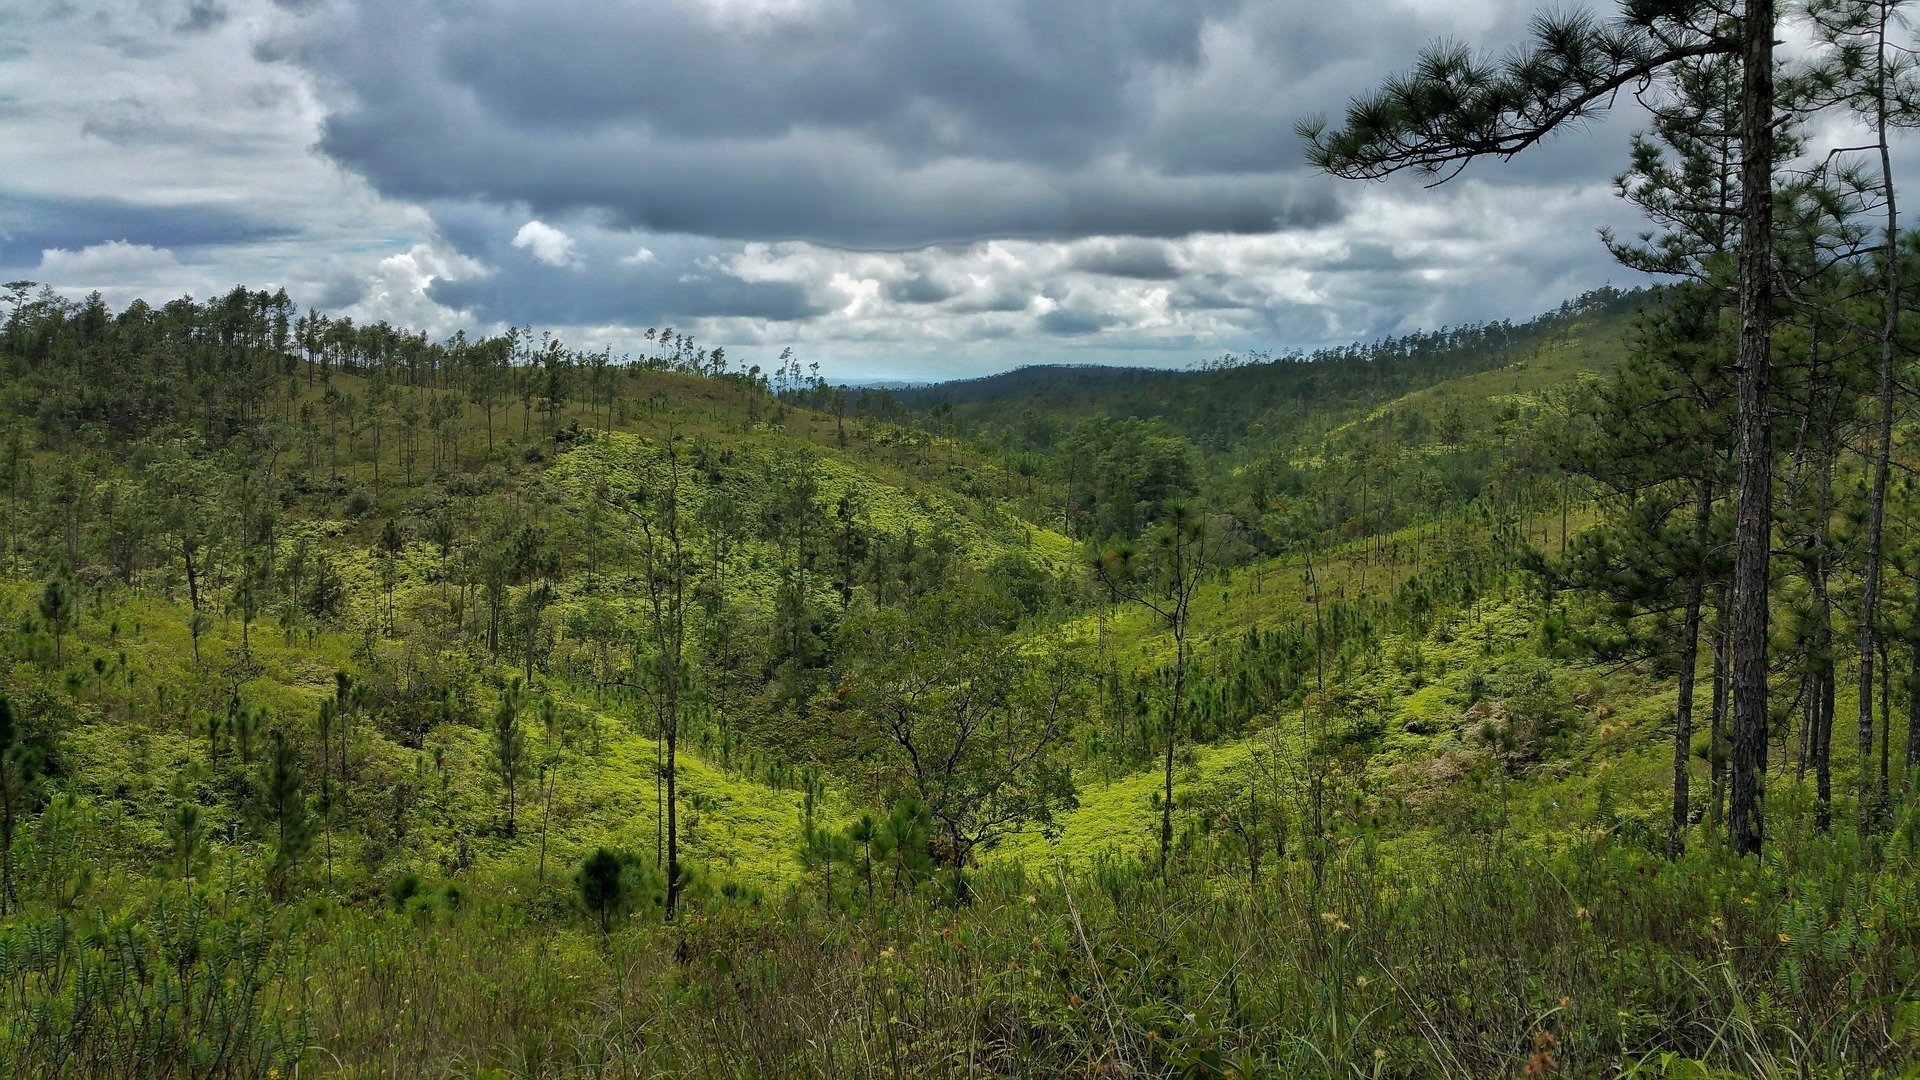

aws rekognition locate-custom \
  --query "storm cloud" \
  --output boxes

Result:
[279,0,1519,248]
[0,194,290,267]
[0,0,1776,378]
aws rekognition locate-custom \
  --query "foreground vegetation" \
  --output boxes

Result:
[15,822,1913,1077]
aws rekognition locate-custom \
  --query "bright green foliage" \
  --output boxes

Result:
[0,274,1917,1076]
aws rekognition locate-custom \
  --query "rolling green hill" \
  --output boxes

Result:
[0,283,1915,1077]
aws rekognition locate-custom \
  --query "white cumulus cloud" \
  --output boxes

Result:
[39,240,182,279]
[33,241,219,307]
[511,220,580,268]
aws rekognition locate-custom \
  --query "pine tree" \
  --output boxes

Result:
[0,695,40,915]
[38,573,72,665]
[1796,0,1920,834]
[376,518,405,634]
[491,679,528,836]
[604,438,699,919]
[1549,268,1740,853]
[169,799,210,886]
[575,847,628,937]
[1301,0,1779,852]
[255,729,315,901]
[1094,503,1208,880]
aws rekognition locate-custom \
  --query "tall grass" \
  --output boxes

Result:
[13,809,1905,1077]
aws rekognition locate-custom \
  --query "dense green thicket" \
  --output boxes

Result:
[903,288,1641,562]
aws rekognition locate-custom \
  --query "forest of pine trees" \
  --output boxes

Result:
[5,0,1920,1075]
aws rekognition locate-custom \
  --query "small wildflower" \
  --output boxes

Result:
[1375,1049,1387,1061]
[1777,932,1791,944]
[1523,1030,1560,1076]
[1026,894,1038,906]
[1354,975,1369,988]
[1575,907,1590,920]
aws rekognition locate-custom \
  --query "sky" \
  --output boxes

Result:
[0,0,1813,381]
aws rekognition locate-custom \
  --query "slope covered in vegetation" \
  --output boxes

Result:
[0,277,1916,1078]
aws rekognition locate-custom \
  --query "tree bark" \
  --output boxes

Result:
[1710,588,1730,832]
[1811,447,1836,833]
[1162,620,1183,880]
[1909,589,1920,791]
[1671,479,1712,855]
[1728,0,1776,858]
[1857,9,1899,835]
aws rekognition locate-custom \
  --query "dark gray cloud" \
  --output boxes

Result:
[884,275,960,305]
[310,271,367,310]
[430,270,825,326]
[270,0,1483,248]
[0,192,291,267]
[177,0,228,34]
[1038,308,1116,336]
[1071,238,1182,280]
[420,201,830,326]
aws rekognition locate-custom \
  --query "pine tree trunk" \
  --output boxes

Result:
[1729,0,1776,857]
[1857,31,1899,835]
[1671,479,1712,855]
[1672,586,1703,853]
[1878,640,1891,811]
[666,711,680,919]
[1710,589,1730,831]
[1797,682,1812,783]
[1815,664,1835,833]
[1162,622,1183,880]
[2,796,13,917]
[1908,594,1920,790]
[539,769,554,883]
[1812,450,1836,833]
